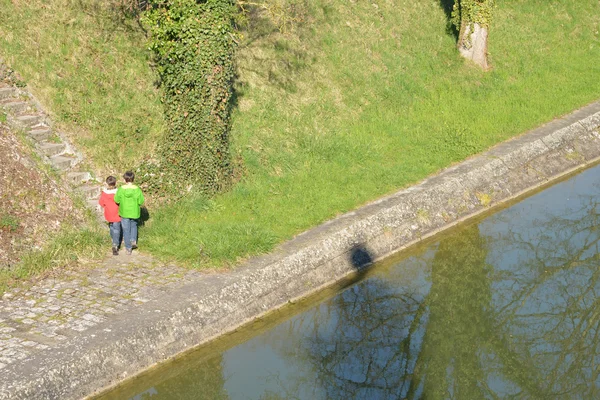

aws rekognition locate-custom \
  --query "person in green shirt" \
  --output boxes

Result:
[114,170,145,255]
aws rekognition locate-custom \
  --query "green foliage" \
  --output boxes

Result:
[0,214,19,232]
[0,63,26,87]
[451,0,495,29]
[142,0,237,194]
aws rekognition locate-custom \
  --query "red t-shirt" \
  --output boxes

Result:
[98,189,121,223]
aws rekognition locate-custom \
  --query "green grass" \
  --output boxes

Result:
[142,0,600,267]
[2,0,600,270]
[0,0,164,175]
[0,227,105,295]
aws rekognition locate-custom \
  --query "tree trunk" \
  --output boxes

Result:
[458,22,489,70]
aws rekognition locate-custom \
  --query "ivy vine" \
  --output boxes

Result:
[142,0,237,195]
[451,0,495,30]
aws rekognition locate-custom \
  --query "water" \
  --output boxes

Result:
[100,165,600,400]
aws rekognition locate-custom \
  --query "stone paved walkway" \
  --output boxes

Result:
[0,252,203,372]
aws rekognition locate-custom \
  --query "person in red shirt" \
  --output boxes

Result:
[98,176,121,255]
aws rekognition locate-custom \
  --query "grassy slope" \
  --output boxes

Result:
[144,0,600,266]
[0,0,164,174]
[1,0,599,268]
[0,125,105,294]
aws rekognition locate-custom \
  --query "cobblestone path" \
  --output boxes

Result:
[0,253,203,372]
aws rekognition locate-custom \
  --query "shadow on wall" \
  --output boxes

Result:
[349,244,374,274]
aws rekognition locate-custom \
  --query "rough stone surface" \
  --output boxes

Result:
[1,101,600,399]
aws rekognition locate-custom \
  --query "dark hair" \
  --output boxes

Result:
[106,176,117,187]
[123,170,135,183]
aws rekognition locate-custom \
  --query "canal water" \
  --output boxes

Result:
[99,164,600,400]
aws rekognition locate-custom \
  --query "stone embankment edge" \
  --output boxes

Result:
[2,101,600,399]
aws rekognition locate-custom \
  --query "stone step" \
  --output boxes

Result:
[50,155,76,171]
[28,127,52,142]
[39,142,66,157]
[66,171,92,184]
[76,184,101,200]
[0,87,17,100]
[16,114,45,128]
[0,100,29,114]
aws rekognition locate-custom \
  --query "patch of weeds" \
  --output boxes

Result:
[170,272,186,279]
[13,78,27,88]
[383,225,393,237]
[0,112,6,123]
[46,133,62,144]
[47,313,68,324]
[79,275,91,287]
[416,209,430,223]
[441,211,452,222]
[0,214,20,232]
[565,149,584,162]
[475,192,493,207]
[105,269,118,278]
[457,204,469,215]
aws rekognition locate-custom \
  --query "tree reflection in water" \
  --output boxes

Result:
[270,193,600,399]
[286,225,492,400]
[413,225,492,399]
[489,193,600,399]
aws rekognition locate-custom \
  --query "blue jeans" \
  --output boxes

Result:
[109,222,121,248]
[121,218,138,250]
